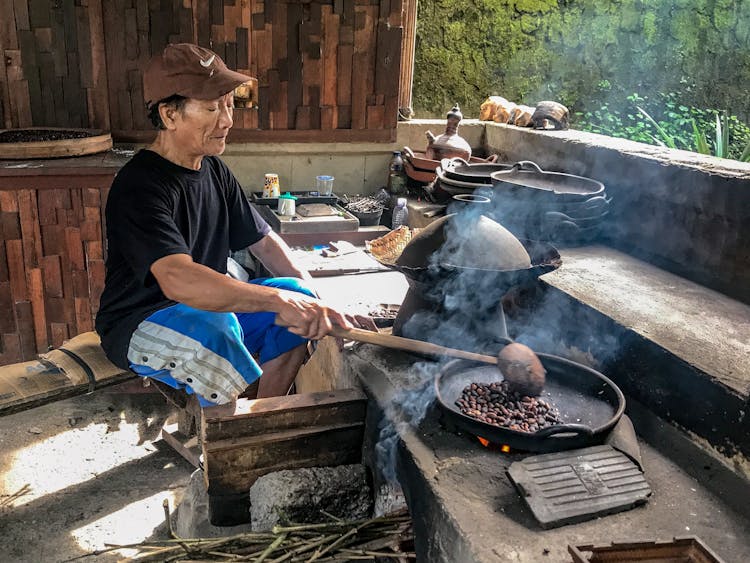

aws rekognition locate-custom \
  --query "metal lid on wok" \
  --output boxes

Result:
[369,213,561,283]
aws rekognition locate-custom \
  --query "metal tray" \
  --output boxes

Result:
[251,191,339,206]
[255,202,360,234]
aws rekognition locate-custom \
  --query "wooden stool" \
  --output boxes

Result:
[150,379,203,468]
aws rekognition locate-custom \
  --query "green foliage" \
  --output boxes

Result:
[636,106,677,149]
[714,113,730,159]
[413,0,750,160]
[574,92,750,160]
[741,140,750,162]
[691,119,710,155]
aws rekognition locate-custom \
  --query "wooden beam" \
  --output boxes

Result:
[201,388,366,494]
[203,422,364,493]
[114,127,396,143]
[203,388,366,441]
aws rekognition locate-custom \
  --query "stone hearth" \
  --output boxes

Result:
[348,344,750,563]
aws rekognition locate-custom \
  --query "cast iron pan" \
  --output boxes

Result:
[434,354,625,453]
[435,167,489,195]
[490,161,605,202]
[526,195,611,216]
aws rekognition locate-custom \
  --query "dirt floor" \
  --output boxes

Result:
[0,380,194,562]
[0,270,409,563]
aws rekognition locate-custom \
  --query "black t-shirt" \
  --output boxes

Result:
[95,149,271,370]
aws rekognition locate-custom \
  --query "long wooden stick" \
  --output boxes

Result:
[329,326,497,365]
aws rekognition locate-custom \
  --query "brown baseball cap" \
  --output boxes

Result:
[143,43,256,109]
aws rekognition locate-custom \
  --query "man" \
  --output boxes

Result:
[95,43,351,407]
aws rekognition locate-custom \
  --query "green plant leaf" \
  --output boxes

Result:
[740,138,750,162]
[637,106,677,149]
[715,114,725,158]
[691,119,710,155]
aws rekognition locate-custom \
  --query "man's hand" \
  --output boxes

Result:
[334,314,379,351]
[274,291,353,340]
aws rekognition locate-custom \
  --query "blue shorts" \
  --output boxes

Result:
[126,277,315,406]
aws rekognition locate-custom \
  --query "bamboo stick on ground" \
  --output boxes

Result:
[103,508,412,562]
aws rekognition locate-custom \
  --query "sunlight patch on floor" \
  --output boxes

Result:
[71,490,180,557]
[1,416,154,507]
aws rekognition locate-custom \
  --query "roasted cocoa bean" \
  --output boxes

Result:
[455,380,563,434]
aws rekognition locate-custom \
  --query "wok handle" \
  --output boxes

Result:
[329,326,498,365]
[514,160,544,173]
[581,195,611,208]
[423,206,446,218]
[534,423,595,438]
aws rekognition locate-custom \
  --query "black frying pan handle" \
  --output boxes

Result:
[534,423,595,438]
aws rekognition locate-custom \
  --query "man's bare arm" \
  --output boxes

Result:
[150,253,349,339]
[249,231,312,280]
[152,253,286,311]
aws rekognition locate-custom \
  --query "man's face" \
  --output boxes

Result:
[168,93,234,157]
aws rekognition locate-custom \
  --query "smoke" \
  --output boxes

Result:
[375,190,624,489]
[374,360,440,483]
[400,192,528,350]
[402,190,623,363]
[510,288,621,368]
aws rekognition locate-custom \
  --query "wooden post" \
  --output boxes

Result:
[398,0,417,118]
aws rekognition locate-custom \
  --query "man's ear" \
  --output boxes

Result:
[158,103,179,130]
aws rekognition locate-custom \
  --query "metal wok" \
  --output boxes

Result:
[391,211,561,284]
[434,355,625,452]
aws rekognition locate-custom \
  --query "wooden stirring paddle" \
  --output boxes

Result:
[329,326,545,396]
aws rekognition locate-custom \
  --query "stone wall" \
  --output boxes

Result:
[413,0,750,122]
[220,120,485,195]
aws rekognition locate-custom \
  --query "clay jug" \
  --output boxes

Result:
[425,104,472,161]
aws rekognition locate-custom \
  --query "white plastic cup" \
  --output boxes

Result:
[316,175,334,195]
[264,173,280,198]
[277,192,297,216]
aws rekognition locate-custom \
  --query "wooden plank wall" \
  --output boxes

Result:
[0,182,109,365]
[0,0,110,130]
[0,0,406,141]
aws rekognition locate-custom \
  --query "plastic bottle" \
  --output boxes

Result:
[391,197,409,229]
[387,151,407,196]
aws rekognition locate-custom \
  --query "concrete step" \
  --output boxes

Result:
[538,245,750,457]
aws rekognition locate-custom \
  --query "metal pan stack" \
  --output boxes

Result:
[434,157,515,200]
[403,149,505,198]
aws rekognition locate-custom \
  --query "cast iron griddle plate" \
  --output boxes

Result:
[507,445,651,529]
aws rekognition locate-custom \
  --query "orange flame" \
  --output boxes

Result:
[476,436,512,454]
